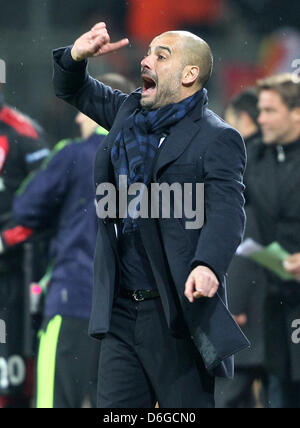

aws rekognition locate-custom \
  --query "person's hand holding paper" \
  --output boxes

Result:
[284,254,300,281]
[236,239,295,281]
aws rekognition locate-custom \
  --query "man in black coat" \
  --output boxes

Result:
[246,74,300,408]
[52,22,249,408]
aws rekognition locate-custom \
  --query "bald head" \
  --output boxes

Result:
[141,31,213,108]
[156,31,213,88]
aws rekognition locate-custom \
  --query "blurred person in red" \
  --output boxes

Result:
[0,82,49,408]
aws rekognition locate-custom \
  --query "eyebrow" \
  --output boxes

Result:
[148,45,172,55]
[156,45,172,55]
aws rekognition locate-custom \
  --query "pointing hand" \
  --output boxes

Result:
[71,22,130,62]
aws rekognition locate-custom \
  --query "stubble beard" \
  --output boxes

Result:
[141,76,182,110]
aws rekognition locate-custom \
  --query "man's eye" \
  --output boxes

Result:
[158,55,166,60]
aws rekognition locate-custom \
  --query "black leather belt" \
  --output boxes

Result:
[120,288,160,302]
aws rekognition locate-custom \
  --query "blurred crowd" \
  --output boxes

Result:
[0,0,300,409]
[1,1,300,145]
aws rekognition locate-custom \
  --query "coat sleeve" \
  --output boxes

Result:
[13,145,74,229]
[52,46,128,131]
[0,143,74,252]
[191,128,247,282]
[18,135,50,174]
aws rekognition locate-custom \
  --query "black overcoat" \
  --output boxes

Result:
[53,47,250,378]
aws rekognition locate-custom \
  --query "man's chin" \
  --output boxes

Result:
[262,135,276,145]
[140,95,156,109]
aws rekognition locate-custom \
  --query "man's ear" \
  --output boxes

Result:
[182,66,200,86]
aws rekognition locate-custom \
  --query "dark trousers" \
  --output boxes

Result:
[36,316,100,408]
[97,294,215,408]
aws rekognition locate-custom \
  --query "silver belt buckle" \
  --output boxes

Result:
[133,291,144,302]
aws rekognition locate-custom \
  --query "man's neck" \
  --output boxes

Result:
[178,87,202,103]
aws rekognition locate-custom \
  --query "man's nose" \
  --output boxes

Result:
[141,55,153,71]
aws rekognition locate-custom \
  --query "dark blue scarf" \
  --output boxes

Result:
[111,90,204,233]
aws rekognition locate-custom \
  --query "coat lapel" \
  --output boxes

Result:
[152,105,204,181]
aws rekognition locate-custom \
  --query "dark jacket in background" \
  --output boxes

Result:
[246,138,300,381]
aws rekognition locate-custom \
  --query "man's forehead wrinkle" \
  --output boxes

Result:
[150,32,210,63]
[152,33,183,48]
[150,38,175,48]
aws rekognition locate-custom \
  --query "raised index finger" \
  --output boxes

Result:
[106,38,130,52]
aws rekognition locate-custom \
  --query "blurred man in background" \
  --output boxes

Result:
[216,88,268,408]
[1,74,135,408]
[224,89,261,145]
[245,74,300,408]
[0,83,49,408]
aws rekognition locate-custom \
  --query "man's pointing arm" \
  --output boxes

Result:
[52,22,130,131]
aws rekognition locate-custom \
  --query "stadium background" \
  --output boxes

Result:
[0,0,299,145]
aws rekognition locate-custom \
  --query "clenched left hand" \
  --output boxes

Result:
[185,265,219,303]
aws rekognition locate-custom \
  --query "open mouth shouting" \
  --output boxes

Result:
[141,74,157,97]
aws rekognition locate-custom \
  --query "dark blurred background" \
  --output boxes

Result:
[0,0,299,146]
